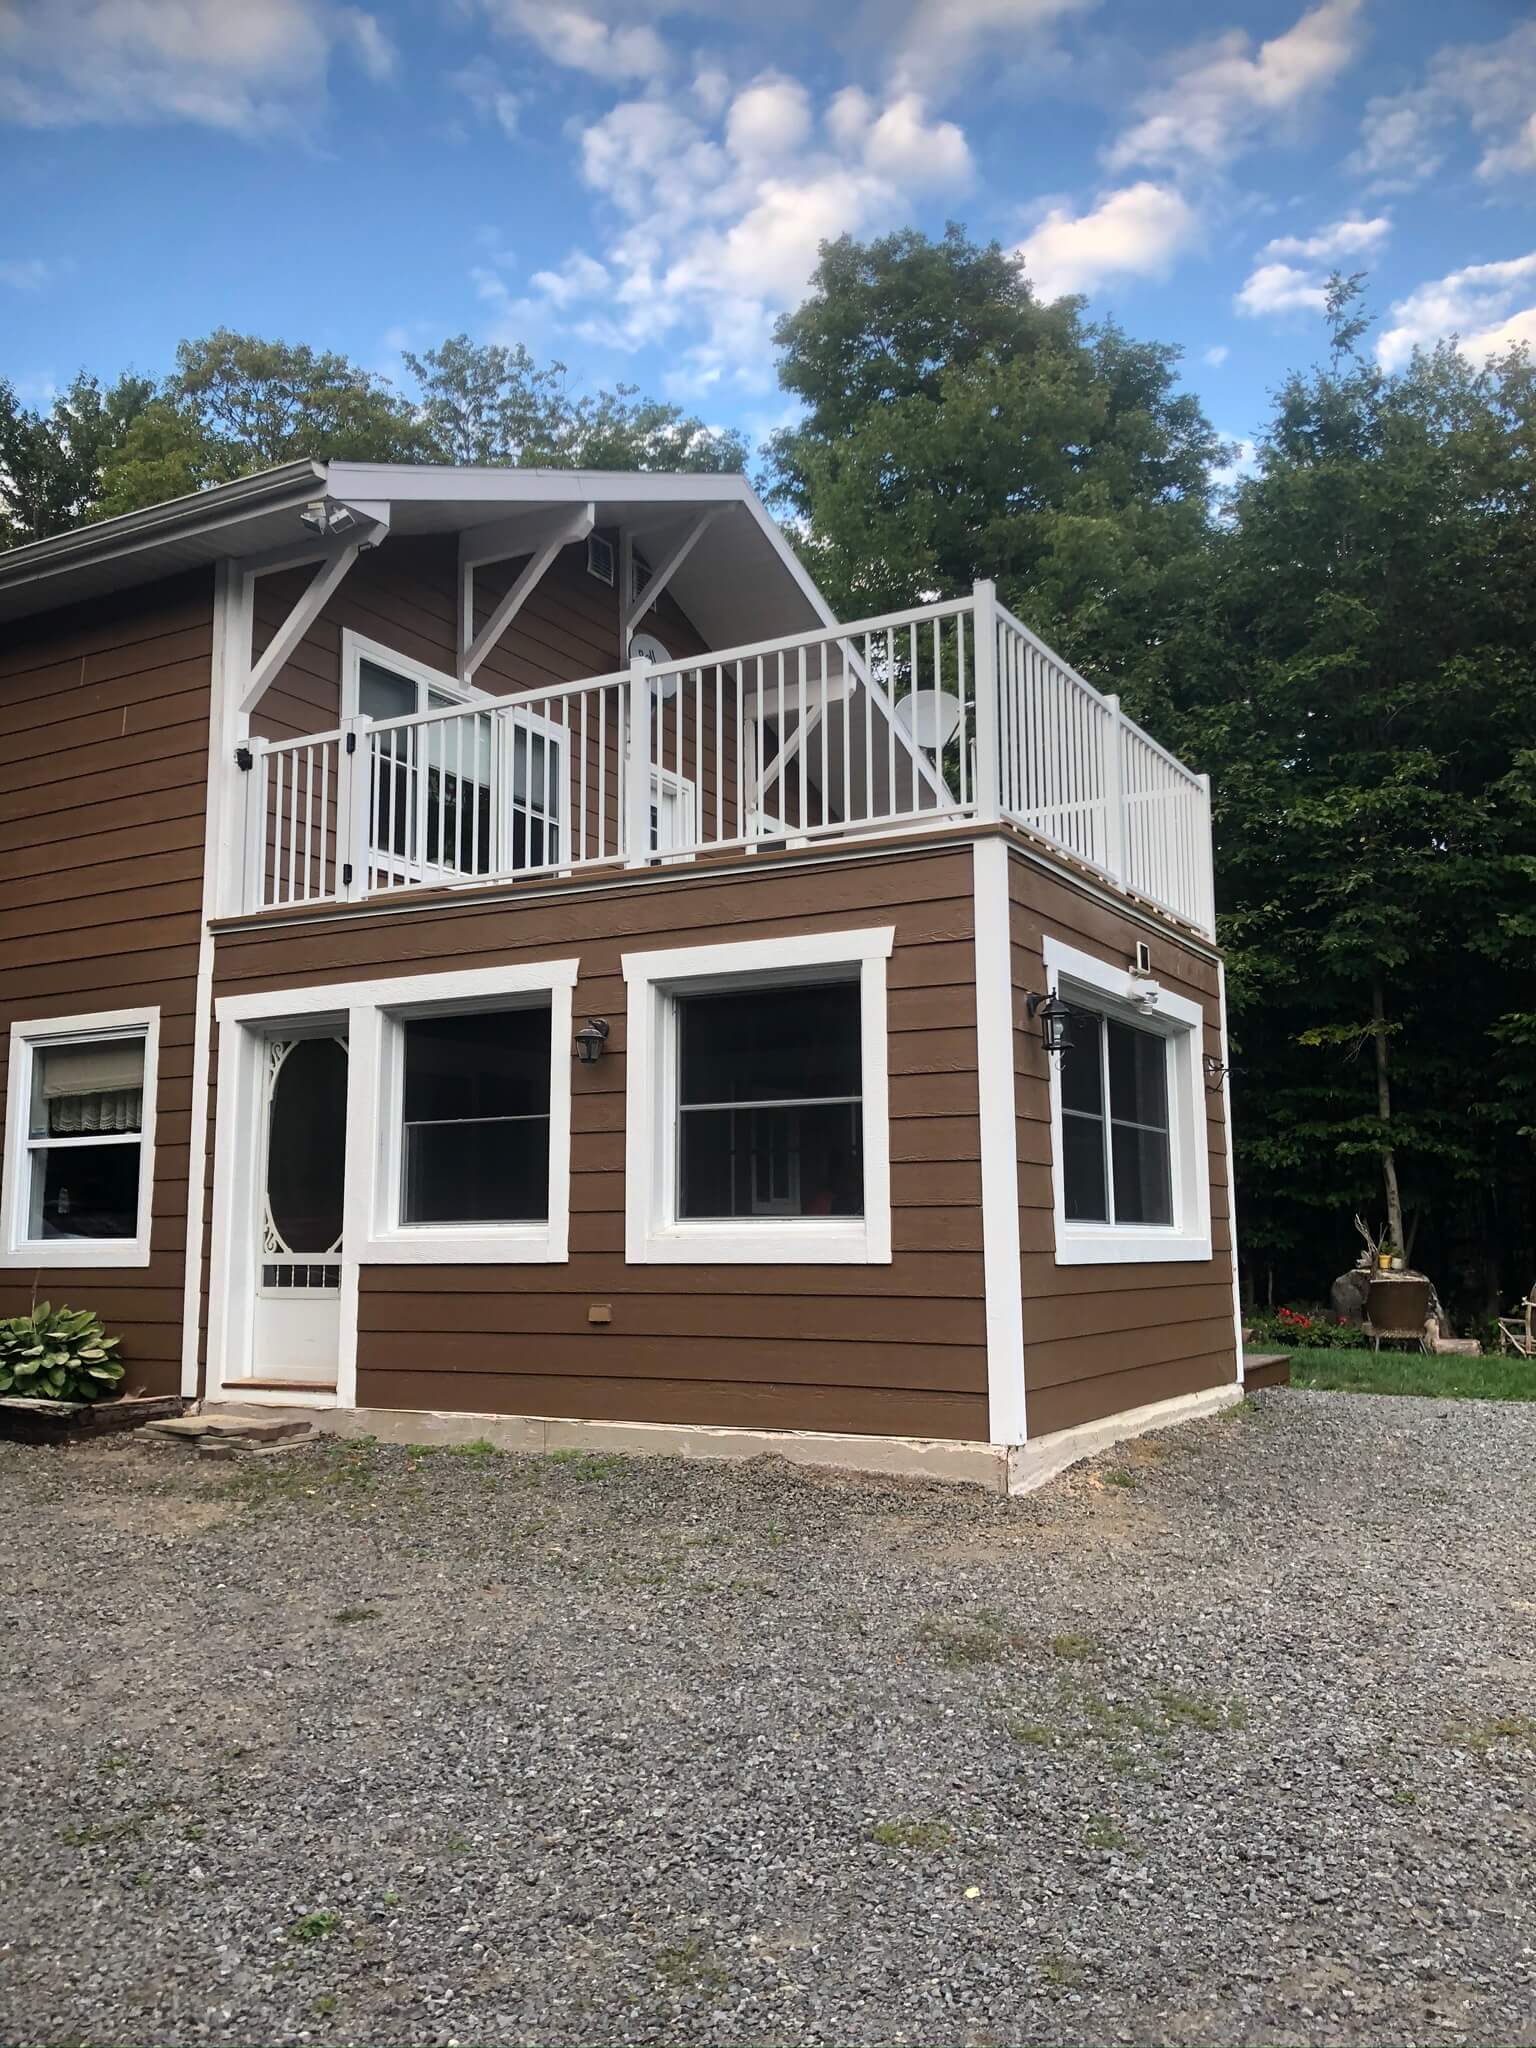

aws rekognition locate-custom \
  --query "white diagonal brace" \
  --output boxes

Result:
[463,504,594,682]
[237,518,387,717]
[624,510,716,643]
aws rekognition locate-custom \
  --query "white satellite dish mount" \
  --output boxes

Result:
[893,689,965,751]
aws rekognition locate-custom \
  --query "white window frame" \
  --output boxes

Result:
[623,927,894,1266]
[363,966,576,1264]
[342,629,572,880]
[1043,936,1211,1267]
[1,1007,161,1270]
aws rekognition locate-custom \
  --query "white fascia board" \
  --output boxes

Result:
[327,465,758,510]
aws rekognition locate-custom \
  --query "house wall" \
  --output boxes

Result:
[1009,846,1238,1435]
[209,840,989,1440]
[0,571,213,1394]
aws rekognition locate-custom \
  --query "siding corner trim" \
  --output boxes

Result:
[972,837,1027,1444]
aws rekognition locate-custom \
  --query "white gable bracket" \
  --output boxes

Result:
[463,503,594,682]
[624,510,716,643]
[237,515,389,717]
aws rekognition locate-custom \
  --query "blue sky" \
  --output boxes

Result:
[3,0,1534,472]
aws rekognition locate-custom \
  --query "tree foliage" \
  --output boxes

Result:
[3,329,746,541]
[1161,285,1536,1311]
[766,225,1221,707]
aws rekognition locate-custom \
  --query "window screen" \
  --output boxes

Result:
[675,981,863,1220]
[400,1008,551,1224]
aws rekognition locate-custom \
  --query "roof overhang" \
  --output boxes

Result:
[0,460,835,650]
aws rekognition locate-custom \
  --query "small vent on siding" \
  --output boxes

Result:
[586,532,616,586]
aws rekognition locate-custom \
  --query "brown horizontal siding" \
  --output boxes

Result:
[0,571,213,1397]
[1008,850,1237,1431]
[212,841,986,1438]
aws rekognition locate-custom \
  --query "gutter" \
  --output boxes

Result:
[0,459,328,598]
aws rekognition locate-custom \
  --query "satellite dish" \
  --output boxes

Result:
[894,689,965,751]
[631,631,678,700]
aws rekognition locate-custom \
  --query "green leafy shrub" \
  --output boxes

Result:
[0,1303,125,1402]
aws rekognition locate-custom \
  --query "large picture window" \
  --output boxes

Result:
[1,1010,160,1269]
[1043,936,1212,1267]
[400,1008,551,1225]
[676,982,863,1221]
[624,928,894,1265]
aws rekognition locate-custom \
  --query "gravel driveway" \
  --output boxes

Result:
[2,1389,1533,2047]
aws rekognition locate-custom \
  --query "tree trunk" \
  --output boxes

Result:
[1372,978,1405,1253]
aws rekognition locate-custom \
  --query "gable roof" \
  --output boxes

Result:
[0,461,834,649]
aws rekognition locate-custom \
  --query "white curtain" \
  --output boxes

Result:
[48,1089,142,1135]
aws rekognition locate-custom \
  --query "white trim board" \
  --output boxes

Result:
[1041,934,1213,1268]
[622,926,894,1267]
[0,1007,161,1271]
[971,838,1027,1444]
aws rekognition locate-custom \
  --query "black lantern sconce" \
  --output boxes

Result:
[1025,989,1075,1058]
[573,1017,610,1065]
[1202,1053,1228,1092]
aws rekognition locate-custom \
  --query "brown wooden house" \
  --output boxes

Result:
[0,463,1242,1490]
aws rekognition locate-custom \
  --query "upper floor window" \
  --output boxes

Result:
[343,631,565,883]
[1,1010,160,1269]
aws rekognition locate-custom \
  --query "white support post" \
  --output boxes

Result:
[337,715,371,901]
[1198,771,1215,939]
[625,658,653,869]
[1103,694,1126,886]
[971,580,1002,825]
[462,505,594,683]
[623,511,716,642]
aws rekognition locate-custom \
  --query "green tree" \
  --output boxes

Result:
[1166,284,1536,1313]
[767,225,1220,708]
[97,329,431,515]
[0,370,155,544]
[403,334,747,472]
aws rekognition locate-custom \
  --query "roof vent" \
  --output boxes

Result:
[587,532,615,586]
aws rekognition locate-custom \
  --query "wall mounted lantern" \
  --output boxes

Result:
[1202,1053,1229,1091]
[1025,990,1075,1057]
[574,1017,610,1065]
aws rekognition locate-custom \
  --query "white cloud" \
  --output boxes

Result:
[502,69,973,394]
[1260,215,1389,263]
[1235,261,1327,319]
[1203,344,1230,367]
[0,0,394,133]
[1350,21,1536,191]
[1377,253,1536,372]
[1212,437,1258,490]
[1234,215,1390,323]
[0,257,54,291]
[474,1,669,83]
[1018,181,1198,300]
[1107,0,1365,174]
[448,57,523,139]
[885,0,1100,97]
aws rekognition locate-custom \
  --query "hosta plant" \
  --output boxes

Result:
[0,1303,125,1403]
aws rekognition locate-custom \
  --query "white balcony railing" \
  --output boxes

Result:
[242,584,1213,934]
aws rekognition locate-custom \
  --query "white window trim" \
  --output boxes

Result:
[623,927,894,1266]
[341,628,485,718]
[1,1007,161,1270]
[1043,936,1211,1267]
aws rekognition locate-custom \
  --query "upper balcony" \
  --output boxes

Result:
[243,583,1214,938]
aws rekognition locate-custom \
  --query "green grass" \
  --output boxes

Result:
[1265,1346,1536,1402]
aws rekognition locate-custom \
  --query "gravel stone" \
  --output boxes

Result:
[2,1388,1534,2046]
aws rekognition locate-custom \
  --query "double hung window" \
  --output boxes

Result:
[1,1010,159,1268]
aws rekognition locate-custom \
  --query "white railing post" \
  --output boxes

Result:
[1198,770,1215,937]
[1103,694,1126,886]
[337,714,370,901]
[625,657,653,868]
[971,580,1001,824]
